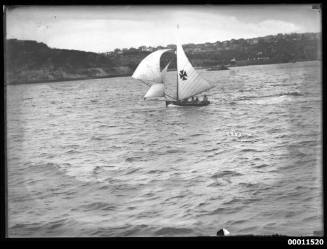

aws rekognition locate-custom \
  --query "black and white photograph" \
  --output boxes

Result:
[4,4,323,238]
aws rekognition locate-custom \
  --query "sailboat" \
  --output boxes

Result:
[132,29,214,107]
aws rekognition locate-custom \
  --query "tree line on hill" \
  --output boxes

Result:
[5,32,321,84]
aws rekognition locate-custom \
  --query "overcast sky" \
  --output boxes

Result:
[6,5,321,53]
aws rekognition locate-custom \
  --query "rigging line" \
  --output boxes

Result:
[139,79,152,87]
[164,93,177,100]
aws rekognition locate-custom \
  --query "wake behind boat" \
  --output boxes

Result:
[132,26,215,107]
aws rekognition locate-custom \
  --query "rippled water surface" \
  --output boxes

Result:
[7,61,322,237]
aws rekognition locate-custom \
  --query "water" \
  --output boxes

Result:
[6,61,323,237]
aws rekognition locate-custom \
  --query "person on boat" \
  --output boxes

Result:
[195,97,199,103]
[203,95,208,103]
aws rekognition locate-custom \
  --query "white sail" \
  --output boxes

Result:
[132,49,171,83]
[143,63,170,99]
[176,42,213,100]
[144,84,165,99]
[161,62,170,83]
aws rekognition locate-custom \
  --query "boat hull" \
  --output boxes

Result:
[166,100,210,107]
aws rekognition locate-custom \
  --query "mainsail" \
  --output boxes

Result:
[176,41,213,100]
[132,49,171,84]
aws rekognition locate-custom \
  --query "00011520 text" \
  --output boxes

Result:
[288,238,324,246]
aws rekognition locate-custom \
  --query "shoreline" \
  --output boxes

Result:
[6,59,320,86]
[6,73,132,86]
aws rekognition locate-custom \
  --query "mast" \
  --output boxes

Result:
[176,24,179,101]
[176,51,179,101]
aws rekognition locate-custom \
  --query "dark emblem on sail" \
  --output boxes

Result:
[179,70,187,80]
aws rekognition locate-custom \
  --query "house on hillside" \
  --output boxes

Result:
[248,38,259,45]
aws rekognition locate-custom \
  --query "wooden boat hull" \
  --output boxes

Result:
[166,100,210,107]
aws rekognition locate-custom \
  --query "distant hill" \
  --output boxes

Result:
[5,39,141,84]
[5,32,321,84]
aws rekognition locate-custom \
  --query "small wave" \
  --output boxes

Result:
[203,148,219,153]
[237,91,303,105]
[125,168,140,175]
[303,196,314,202]
[154,227,193,236]
[238,226,258,233]
[267,128,283,134]
[209,207,226,215]
[282,91,303,97]
[148,169,164,174]
[254,164,269,169]
[240,148,262,153]
[241,197,263,205]
[239,182,261,189]
[229,219,247,225]
[297,140,318,147]
[207,181,223,187]
[65,149,80,154]
[39,152,50,157]
[98,124,111,128]
[28,162,62,173]
[275,134,290,139]
[287,191,303,198]
[285,211,297,218]
[79,202,116,211]
[10,222,41,230]
[119,224,151,236]
[238,91,302,101]
[223,198,243,205]
[90,136,103,141]
[263,222,277,229]
[44,219,69,230]
[190,133,202,137]
[211,170,243,178]
[10,218,77,235]
[92,166,104,175]
[197,202,206,207]
[166,149,185,154]
[173,158,184,163]
[125,156,143,162]
[302,215,319,222]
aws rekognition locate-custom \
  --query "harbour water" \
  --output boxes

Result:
[7,60,322,237]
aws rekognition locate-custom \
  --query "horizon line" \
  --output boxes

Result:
[6,31,321,54]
